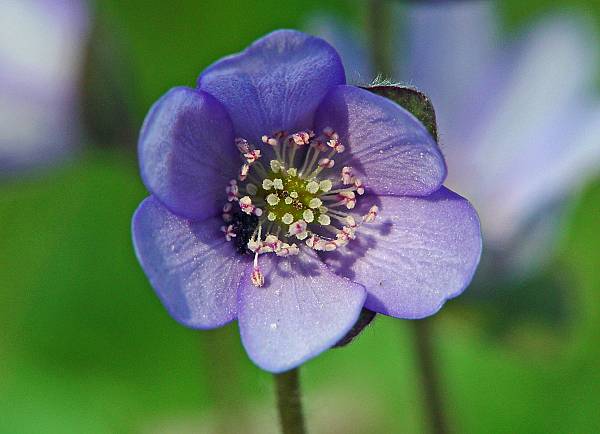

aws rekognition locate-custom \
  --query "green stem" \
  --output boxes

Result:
[411,320,449,434]
[274,368,306,434]
[367,0,393,78]
[365,1,450,432]
[201,326,240,433]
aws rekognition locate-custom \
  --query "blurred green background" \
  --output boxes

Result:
[1,0,599,433]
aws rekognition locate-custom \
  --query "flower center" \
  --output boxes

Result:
[220,128,378,287]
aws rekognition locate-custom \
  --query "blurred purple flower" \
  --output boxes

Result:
[0,0,89,175]
[309,1,600,274]
[132,30,481,372]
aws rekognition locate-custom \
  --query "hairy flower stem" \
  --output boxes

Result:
[366,1,450,433]
[412,320,449,434]
[274,368,306,434]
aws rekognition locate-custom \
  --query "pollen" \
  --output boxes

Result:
[220,127,379,287]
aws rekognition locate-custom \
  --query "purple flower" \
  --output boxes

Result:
[132,30,482,372]
[0,0,89,175]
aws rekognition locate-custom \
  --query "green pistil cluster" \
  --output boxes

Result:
[260,166,332,227]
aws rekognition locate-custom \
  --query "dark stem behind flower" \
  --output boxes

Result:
[274,368,306,434]
[411,319,449,434]
[366,1,450,434]
[367,0,393,79]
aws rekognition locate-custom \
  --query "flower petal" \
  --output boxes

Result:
[315,85,446,196]
[324,188,481,319]
[132,196,249,329]
[138,87,238,220]
[237,251,365,373]
[198,29,346,143]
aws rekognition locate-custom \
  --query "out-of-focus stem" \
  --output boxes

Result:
[367,0,393,77]
[274,368,306,434]
[366,1,451,433]
[411,319,449,434]
[201,326,240,434]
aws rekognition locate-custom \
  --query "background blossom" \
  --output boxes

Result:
[309,0,600,275]
[0,0,89,176]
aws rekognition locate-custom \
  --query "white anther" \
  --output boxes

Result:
[296,231,308,240]
[324,241,337,251]
[306,181,319,194]
[306,234,326,250]
[239,163,250,181]
[262,135,279,147]
[251,266,265,287]
[253,208,263,217]
[302,209,314,223]
[317,214,331,225]
[247,239,261,252]
[363,205,379,223]
[319,180,332,192]
[306,234,318,249]
[273,179,284,190]
[290,131,311,146]
[338,191,356,209]
[266,193,280,206]
[276,243,300,257]
[259,235,281,254]
[289,191,298,199]
[243,149,261,164]
[221,224,236,241]
[354,178,365,195]
[267,212,277,221]
[340,225,357,240]
[341,166,354,185]
[287,168,298,177]
[282,213,294,225]
[327,138,344,153]
[333,237,349,248]
[284,197,293,205]
[288,219,307,236]
[318,158,335,169]
[308,198,322,209]
[239,196,255,214]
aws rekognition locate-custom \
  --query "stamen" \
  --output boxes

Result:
[341,166,353,185]
[221,224,236,241]
[239,164,250,181]
[226,180,239,202]
[363,205,379,223]
[225,127,376,287]
[251,265,264,287]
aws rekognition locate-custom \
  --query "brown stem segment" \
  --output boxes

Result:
[412,320,449,434]
[274,368,306,434]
